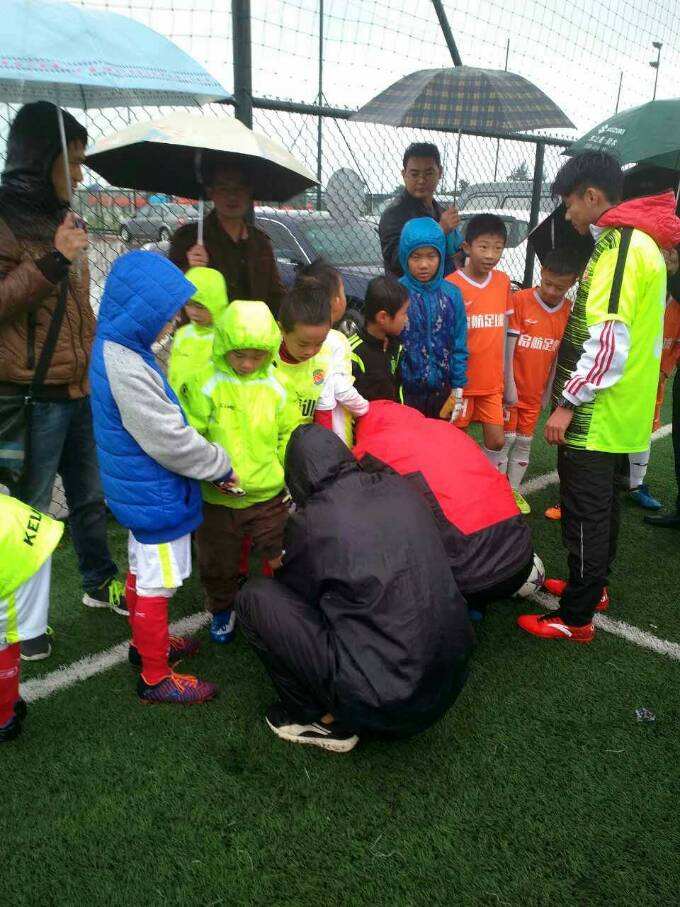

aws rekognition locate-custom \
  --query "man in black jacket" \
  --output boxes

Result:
[378,142,463,277]
[236,425,473,753]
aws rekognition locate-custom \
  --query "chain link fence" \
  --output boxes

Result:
[1,0,680,516]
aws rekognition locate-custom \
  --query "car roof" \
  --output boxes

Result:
[458,208,530,222]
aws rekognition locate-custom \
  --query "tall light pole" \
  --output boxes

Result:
[650,41,662,100]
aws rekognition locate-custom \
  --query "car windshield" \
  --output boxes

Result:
[299,220,382,266]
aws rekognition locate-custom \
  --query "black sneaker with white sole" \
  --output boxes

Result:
[20,629,53,661]
[265,702,358,753]
[82,577,128,616]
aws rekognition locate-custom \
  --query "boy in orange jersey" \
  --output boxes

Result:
[446,214,512,468]
[501,250,579,513]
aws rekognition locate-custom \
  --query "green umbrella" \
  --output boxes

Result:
[566,99,680,169]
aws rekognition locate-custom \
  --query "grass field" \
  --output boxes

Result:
[5,403,680,906]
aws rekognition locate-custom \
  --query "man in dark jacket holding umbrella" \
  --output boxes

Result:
[236,424,473,753]
[379,142,463,277]
[0,102,124,661]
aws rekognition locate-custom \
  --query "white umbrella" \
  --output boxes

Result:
[87,114,318,242]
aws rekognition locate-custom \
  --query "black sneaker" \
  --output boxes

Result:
[14,698,27,720]
[265,702,358,753]
[0,714,21,744]
[20,628,53,661]
[82,578,128,616]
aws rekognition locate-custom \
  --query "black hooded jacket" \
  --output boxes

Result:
[279,425,473,734]
[0,102,94,396]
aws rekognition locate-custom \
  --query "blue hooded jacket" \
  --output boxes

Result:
[89,251,206,543]
[399,217,468,394]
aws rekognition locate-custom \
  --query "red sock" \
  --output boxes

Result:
[239,537,252,575]
[0,644,20,727]
[125,572,138,632]
[133,595,171,685]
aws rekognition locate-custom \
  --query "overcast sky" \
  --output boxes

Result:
[2,0,680,194]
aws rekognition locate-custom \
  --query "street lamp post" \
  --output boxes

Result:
[650,41,662,100]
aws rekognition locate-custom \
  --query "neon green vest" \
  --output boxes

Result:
[555,227,665,453]
[0,495,63,599]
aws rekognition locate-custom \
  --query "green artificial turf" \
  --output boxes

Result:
[6,407,680,906]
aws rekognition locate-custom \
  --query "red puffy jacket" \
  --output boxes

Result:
[354,401,533,594]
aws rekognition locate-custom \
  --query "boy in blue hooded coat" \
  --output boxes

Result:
[89,251,234,705]
[398,217,468,418]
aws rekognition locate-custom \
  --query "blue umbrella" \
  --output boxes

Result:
[2,0,231,107]
[2,0,231,197]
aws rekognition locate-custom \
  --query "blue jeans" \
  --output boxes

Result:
[9,397,117,592]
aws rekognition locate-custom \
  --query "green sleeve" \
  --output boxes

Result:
[178,372,212,435]
[277,392,302,466]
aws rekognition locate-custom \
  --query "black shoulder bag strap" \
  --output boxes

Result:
[28,278,69,400]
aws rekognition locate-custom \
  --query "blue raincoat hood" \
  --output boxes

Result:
[398,217,447,293]
[97,250,196,353]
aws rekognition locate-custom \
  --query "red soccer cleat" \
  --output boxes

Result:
[543,579,609,612]
[517,612,595,643]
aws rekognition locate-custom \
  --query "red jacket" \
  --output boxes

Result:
[354,401,533,594]
[597,191,680,249]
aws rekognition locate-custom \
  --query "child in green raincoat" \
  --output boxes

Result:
[179,300,299,644]
[0,494,63,742]
[167,267,229,395]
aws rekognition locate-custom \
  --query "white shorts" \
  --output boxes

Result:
[128,532,192,598]
[0,557,51,646]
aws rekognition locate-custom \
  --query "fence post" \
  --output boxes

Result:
[430,0,463,66]
[316,0,324,210]
[232,0,253,129]
[523,141,545,288]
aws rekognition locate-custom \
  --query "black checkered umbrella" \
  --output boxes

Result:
[351,66,574,133]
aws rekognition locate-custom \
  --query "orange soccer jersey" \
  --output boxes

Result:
[508,288,571,406]
[660,296,680,377]
[447,269,512,396]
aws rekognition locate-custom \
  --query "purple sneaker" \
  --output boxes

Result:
[138,672,218,705]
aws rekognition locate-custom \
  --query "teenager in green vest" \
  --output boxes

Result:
[518,151,680,644]
[0,495,63,742]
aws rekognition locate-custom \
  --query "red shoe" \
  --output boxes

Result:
[517,612,595,643]
[543,579,609,612]
[128,635,201,669]
[137,672,219,704]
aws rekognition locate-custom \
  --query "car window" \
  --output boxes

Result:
[299,220,382,266]
[461,194,498,210]
[257,218,307,263]
[505,219,528,248]
[138,205,152,217]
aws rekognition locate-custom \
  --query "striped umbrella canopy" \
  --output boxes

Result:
[351,66,574,134]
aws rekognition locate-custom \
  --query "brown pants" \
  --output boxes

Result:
[196,494,288,614]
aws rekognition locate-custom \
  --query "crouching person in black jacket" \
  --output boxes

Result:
[236,424,473,753]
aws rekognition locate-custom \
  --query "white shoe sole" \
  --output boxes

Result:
[82,593,128,616]
[265,717,358,753]
[20,644,52,662]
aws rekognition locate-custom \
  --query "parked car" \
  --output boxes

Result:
[254,207,384,330]
[119,202,197,243]
[458,181,554,214]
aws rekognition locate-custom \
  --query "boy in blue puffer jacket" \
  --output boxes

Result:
[89,251,234,705]
[399,217,468,418]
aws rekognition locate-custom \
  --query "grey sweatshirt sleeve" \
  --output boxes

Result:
[103,341,231,482]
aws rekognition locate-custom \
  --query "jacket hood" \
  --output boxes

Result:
[398,217,446,292]
[184,267,229,321]
[212,300,281,375]
[0,102,88,216]
[597,191,680,250]
[285,424,359,506]
[98,251,196,353]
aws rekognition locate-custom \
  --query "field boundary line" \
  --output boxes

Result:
[20,612,209,703]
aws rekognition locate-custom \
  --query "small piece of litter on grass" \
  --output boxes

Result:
[635,707,656,723]
[650,624,658,629]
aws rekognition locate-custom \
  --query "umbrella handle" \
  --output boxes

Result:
[57,107,73,204]
[197,197,204,246]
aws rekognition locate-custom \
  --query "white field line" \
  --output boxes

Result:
[17,423,680,703]
[521,422,673,496]
[20,611,209,703]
